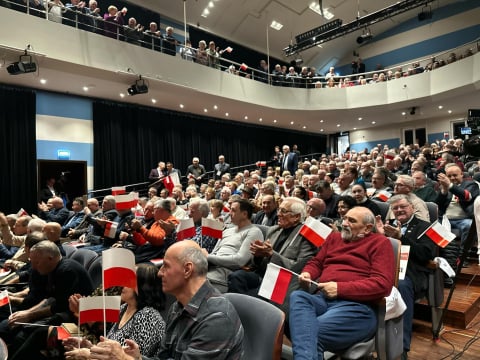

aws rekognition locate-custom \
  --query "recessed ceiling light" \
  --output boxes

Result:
[309,3,334,19]
[402,111,406,116]
[320,129,324,132]
[208,1,214,8]
[290,121,294,125]
[82,86,89,92]
[320,120,324,123]
[179,104,184,108]
[303,126,306,129]
[40,79,47,84]
[448,110,452,114]
[270,20,283,31]
[372,121,376,124]
[213,105,218,110]
[244,116,248,120]
[273,119,277,123]
[151,99,157,104]
[204,108,208,113]
[259,118,263,122]
[438,105,443,109]
[119,93,125,98]
[353,127,357,130]
[336,124,341,127]
[225,112,229,117]
[358,117,362,121]
[201,8,210,17]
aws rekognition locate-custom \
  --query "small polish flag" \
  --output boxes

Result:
[308,190,317,199]
[399,245,410,280]
[163,172,180,194]
[299,217,332,247]
[111,186,126,195]
[225,46,233,53]
[256,161,266,167]
[201,218,223,239]
[103,221,118,238]
[177,218,196,241]
[188,174,195,179]
[102,248,137,289]
[222,205,230,213]
[79,296,121,324]
[420,221,456,248]
[0,290,9,307]
[239,63,248,71]
[258,263,293,305]
[384,154,395,160]
[377,190,392,202]
[16,208,29,217]
[114,192,139,210]
[56,326,71,340]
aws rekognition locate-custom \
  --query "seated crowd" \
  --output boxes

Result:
[2,0,478,87]
[0,137,477,359]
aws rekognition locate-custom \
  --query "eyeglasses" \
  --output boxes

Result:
[391,204,410,211]
[278,208,294,215]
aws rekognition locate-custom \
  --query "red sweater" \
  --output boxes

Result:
[303,232,395,303]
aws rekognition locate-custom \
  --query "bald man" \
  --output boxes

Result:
[43,222,66,256]
[89,241,244,360]
[37,196,70,225]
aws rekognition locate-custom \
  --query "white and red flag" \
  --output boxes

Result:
[225,46,233,53]
[222,205,230,213]
[102,248,137,289]
[420,221,456,248]
[307,190,317,199]
[177,218,196,241]
[114,192,139,210]
[256,161,266,167]
[377,190,392,202]
[299,217,332,247]
[239,63,248,71]
[111,186,126,195]
[0,290,9,307]
[201,218,223,239]
[258,263,293,305]
[103,221,118,238]
[16,208,28,217]
[78,296,121,324]
[163,172,180,194]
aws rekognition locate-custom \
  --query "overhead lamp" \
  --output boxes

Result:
[356,30,373,44]
[410,107,416,115]
[7,50,37,75]
[127,76,148,96]
[418,6,433,21]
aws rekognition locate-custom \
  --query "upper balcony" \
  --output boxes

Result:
[1,5,479,134]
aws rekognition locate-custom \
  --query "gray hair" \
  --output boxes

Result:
[284,197,307,221]
[189,198,209,217]
[103,195,116,206]
[28,218,46,232]
[396,175,414,189]
[178,246,208,276]
[30,240,61,259]
[389,194,413,206]
[154,199,172,213]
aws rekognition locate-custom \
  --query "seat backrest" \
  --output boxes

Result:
[87,255,103,289]
[255,224,270,239]
[425,202,438,222]
[69,248,99,269]
[388,237,401,287]
[224,293,285,360]
[372,200,389,222]
[62,244,77,258]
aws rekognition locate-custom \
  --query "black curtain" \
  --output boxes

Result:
[93,101,327,189]
[0,85,37,214]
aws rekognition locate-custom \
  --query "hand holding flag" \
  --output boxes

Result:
[419,221,456,248]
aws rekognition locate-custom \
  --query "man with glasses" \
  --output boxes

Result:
[376,194,436,360]
[228,197,317,304]
[388,175,429,222]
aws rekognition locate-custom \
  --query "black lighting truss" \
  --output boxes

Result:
[284,0,436,56]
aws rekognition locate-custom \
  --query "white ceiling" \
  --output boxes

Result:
[0,0,476,135]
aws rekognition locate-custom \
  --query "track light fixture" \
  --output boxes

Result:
[410,107,416,115]
[356,29,373,44]
[127,76,148,96]
[418,6,433,21]
[7,49,37,75]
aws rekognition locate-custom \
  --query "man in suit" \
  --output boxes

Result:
[37,196,70,225]
[60,197,85,237]
[228,197,317,300]
[280,145,298,175]
[148,161,166,183]
[377,194,437,360]
[252,194,278,226]
[213,155,230,180]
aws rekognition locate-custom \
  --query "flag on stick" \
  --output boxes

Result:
[299,217,332,247]
[102,248,137,289]
[103,221,118,238]
[420,221,456,248]
[177,218,196,241]
[377,190,392,202]
[258,263,293,304]
[111,186,126,195]
[163,173,180,194]
[16,208,29,217]
[114,192,139,210]
[78,296,121,324]
[256,161,266,167]
[201,218,223,239]
[0,290,9,307]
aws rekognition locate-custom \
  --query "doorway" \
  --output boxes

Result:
[404,127,426,147]
[37,160,87,208]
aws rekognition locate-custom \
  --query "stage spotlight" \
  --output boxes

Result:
[356,33,373,44]
[7,52,37,75]
[127,77,148,96]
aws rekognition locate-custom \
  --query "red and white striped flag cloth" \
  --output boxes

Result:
[420,221,456,248]
[177,218,196,241]
[239,63,248,71]
[222,205,230,213]
[114,192,139,210]
[307,191,317,199]
[384,153,395,160]
[225,46,233,53]
[78,296,121,324]
[163,172,180,194]
[103,221,118,238]
[299,217,332,247]
[377,190,392,202]
[16,208,29,217]
[201,218,223,239]
[256,161,266,167]
[258,263,293,305]
[0,290,9,307]
[111,186,126,195]
[102,248,137,290]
